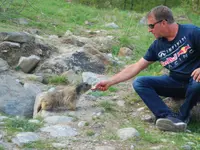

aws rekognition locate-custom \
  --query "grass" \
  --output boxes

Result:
[85,122,89,126]
[0,0,154,61]
[67,114,79,122]
[104,134,119,140]
[47,75,68,85]
[188,121,200,134]
[94,103,200,149]
[89,90,110,97]
[1,1,200,149]
[23,140,55,149]
[100,130,119,140]
[108,86,118,92]
[88,85,117,96]
[117,114,198,150]
[111,46,120,56]
[99,100,115,112]
[1,1,198,75]
[86,130,95,136]
[123,93,141,105]
[4,117,43,134]
[0,146,4,150]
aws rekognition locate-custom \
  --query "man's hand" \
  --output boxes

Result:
[91,80,111,91]
[191,68,200,82]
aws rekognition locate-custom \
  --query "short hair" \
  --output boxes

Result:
[146,5,175,24]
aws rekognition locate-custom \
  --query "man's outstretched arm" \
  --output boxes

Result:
[92,58,153,91]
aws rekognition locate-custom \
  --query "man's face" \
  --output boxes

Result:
[147,15,164,39]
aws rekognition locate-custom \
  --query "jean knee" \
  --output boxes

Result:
[133,76,146,91]
[189,82,200,93]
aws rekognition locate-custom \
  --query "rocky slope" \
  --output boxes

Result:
[0,30,199,150]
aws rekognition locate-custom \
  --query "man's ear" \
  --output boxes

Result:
[162,20,168,26]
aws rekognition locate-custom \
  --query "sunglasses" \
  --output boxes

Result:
[148,20,163,29]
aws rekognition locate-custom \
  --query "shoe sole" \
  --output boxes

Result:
[156,118,187,132]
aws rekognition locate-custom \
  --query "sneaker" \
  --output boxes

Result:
[184,116,191,124]
[156,116,187,132]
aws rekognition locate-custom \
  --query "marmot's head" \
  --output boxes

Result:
[76,82,91,95]
[40,98,53,111]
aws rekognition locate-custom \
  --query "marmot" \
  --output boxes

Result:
[37,82,91,112]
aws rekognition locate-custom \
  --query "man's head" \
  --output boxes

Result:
[146,5,175,39]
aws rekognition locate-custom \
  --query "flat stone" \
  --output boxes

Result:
[78,121,87,128]
[117,127,140,140]
[52,143,68,149]
[116,100,125,107]
[95,146,115,150]
[40,125,78,137]
[0,116,8,121]
[44,116,73,125]
[12,132,39,146]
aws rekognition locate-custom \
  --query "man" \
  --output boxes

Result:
[92,5,200,132]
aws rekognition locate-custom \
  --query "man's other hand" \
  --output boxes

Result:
[191,68,200,82]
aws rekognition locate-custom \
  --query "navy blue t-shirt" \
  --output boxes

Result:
[144,24,200,79]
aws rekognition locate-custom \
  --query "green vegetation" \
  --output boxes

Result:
[89,87,118,97]
[101,130,119,140]
[108,86,118,92]
[89,91,110,97]
[26,76,38,81]
[23,140,55,149]
[99,100,115,112]
[73,0,182,11]
[1,1,200,149]
[111,46,120,56]
[86,130,95,136]
[0,146,4,150]
[1,0,199,78]
[118,115,200,150]
[85,122,89,126]
[47,75,68,85]
[123,93,141,104]
[188,121,200,134]
[4,117,43,133]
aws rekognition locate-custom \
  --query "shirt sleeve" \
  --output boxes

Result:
[191,26,200,50]
[143,41,158,61]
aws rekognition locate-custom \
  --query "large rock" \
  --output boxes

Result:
[36,51,106,74]
[0,58,9,72]
[0,32,35,43]
[61,69,82,84]
[91,36,116,53]
[61,34,87,47]
[83,44,112,65]
[0,75,36,117]
[0,41,20,49]
[164,97,200,121]
[17,55,40,73]
[62,33,117,53]
[68,51,105,73]
[0,32,53,67]
[82,72,108,85]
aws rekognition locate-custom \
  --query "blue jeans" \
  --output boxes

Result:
[133,75,200,122]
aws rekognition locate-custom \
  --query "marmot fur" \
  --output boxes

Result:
[37,82,91,112]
